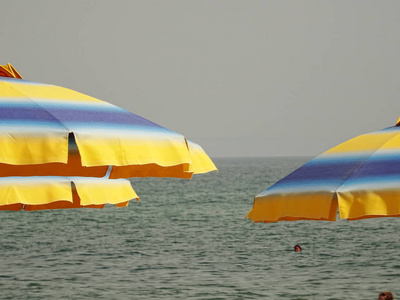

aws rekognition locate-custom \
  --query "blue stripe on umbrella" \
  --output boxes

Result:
[0,106,166,128]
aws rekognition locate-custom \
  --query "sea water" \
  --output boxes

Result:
[0,157,399,299]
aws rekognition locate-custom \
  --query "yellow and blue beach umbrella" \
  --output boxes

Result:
[0,64,216,210]
[247,120,400,223]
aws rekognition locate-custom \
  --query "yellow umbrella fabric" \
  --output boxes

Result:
[0,176,138,211]
[0,64,216,210]
[247,122,400,223]
[0,71,216,178]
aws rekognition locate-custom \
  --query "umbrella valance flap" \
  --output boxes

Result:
[0,176,138,211]
[186,140,218,174]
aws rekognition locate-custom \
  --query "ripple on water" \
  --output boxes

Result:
[0,158,399,299]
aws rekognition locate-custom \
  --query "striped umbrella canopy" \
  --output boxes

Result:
[247,120,400,223]
[0,64,217,211]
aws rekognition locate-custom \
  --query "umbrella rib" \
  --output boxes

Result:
[103,165,113,179]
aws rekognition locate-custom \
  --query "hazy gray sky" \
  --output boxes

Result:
[2,1,400,157]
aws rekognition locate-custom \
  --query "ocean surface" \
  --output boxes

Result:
[0,157,399,299]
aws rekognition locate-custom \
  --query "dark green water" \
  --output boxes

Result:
[0,157,398,299]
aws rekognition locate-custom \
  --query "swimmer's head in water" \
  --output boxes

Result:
[294,245,302,252]
[379,292,393,300]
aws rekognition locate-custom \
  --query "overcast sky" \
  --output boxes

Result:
[2,1,400,157]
